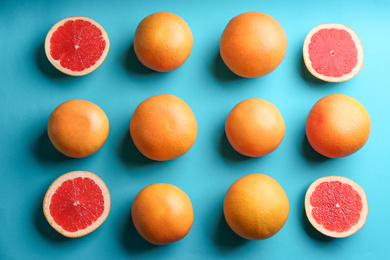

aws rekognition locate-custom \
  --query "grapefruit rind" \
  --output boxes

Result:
[304,176,368,238]
[44,16,110,76]
[43,171,111,238]
[303,23,364,83]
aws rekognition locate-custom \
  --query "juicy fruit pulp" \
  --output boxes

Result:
[309,28,357,77]
[45,17,109,76]
[50,20,106,71]
[43,171,110,238]
[50,177,105,232]
[310,181,362,232]
[305,176,368,238]
[303,23,364,82]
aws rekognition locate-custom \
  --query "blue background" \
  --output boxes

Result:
[1,0,389,259]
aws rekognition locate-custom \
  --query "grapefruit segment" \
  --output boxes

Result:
[43,171,110,238]
[303,23,363,82]
[45,16,109,76]
[305,176,368,238]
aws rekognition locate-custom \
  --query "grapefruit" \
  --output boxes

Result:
[305,176,368,238]
[130,94,197,161]
[223,174,289,240]
[45,16,110,76]
[225,98,285,157]
[305,94,370,158]
[48,99,109,158]
[303,23,364,82]
[134,12,193,72]
[131,183,194,245]
[220,12,287,78]
[43,171,111,238]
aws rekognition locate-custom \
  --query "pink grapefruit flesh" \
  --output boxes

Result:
[305,176,368,238]
[303,23,363,82]
[43,171,110,238]
[45,16,110,76]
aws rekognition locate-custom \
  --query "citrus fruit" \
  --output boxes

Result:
[303,23,364,82]
[131,183,194,245]
[130,94,197,161]
[224,173,289,240]
[134,12,193,72]
[45,16,109,76]
[43,171,110,238]
[225,98,285,157]
[48,99,109,158]
[220,12,287,78]
[305,176,368,238]
[305,94,370,158]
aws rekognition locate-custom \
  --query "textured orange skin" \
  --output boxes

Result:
[132,183,194,245]
[224,173,289,240]
[47,99,109,158]
[220,12,287,78]
[225,98,285,157]
[130,94,197,161]
[134,12,193,72]
[306,94,371,158]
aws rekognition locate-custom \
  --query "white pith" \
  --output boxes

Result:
[44,16,110,76]
[303,23,364,83]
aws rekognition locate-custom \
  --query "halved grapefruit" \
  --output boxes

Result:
[45,16,110,76]
[305,176,368,238]
[303,23,363,82]
[43,171,110,238]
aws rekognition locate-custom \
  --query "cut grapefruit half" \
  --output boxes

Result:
[303,23,363,82]
[305,176,368,238]
[45,16,110,76]
[43,171,110,238]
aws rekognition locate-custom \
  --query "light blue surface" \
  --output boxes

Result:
[1,0,389,259]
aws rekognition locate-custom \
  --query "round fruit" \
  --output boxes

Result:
[45,16,109,76]
[130,94,197,161]
[224,173,289,240]
[305,176,368,238]
[134,12,193,72]
[303,23,364,82]
[48,99,109,158]
[43,171,110,238]
[131,183,194,245]
[225,98,285,157]
[305,94,370,158]
[220,12,287,78]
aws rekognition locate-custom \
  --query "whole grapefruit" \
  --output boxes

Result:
[224,173,289,240]
[220,12,287,78]
[134,12,193,72]
[305,94,370,158]
[48,99,109,158]
[225,98,285,157]
[132,183,194,245]
[130,94,197,161]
